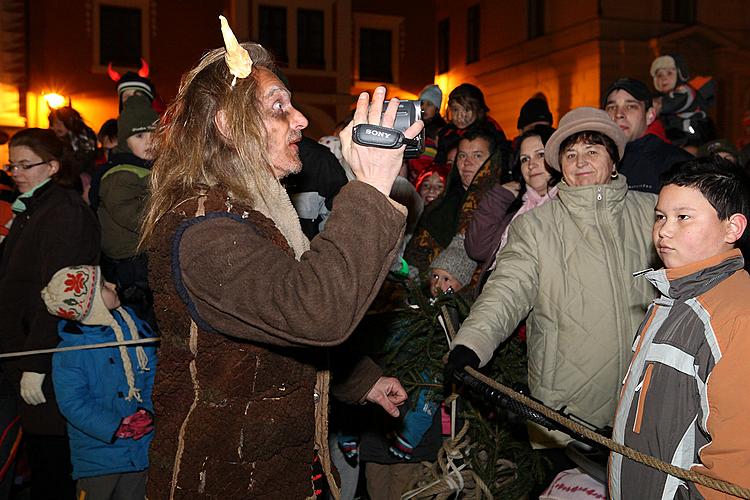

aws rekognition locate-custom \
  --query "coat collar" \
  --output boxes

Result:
[645,248,744,300]
[556,174,628,222]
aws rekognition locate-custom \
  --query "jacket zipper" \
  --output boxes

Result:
[632,363,654,434]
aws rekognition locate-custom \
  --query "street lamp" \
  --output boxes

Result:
[43,93,66,109]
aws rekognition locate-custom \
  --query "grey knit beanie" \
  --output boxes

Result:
[430,235,477,287]
[419,84,443,111]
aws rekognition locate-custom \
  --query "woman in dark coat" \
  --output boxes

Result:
[0,128,100,499]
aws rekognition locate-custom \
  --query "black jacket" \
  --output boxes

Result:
[284,136,348,240]
[0,182,100,434]
[619,134,693,194]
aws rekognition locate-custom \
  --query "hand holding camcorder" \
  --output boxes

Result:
[352,100,425,159]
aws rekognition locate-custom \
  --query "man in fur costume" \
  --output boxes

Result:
[138,17,419,499]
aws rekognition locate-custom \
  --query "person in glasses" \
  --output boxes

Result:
[0,128,100,499]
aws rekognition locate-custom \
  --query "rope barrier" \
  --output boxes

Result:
[464,366,750,499]
[0,337,161,359]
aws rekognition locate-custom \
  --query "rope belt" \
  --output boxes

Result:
[0,337,161,359]
[462,366,750,499]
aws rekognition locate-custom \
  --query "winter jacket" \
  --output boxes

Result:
[284,136,349,240]
[146,180,404,499]
[609,250,750,499]
[97,154,151,259]
[619,134,692,194]
[52,307,157,479]
[452,175,658,438]
[0,182,100,435]
[464,183,518,269]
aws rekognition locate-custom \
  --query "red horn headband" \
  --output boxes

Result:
[138,58,149,78]
[107,63,122,82]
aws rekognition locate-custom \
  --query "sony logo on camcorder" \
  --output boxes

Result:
[365,129,392,138]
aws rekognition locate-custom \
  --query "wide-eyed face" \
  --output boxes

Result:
[255,68,309,179]
[456,137,491,190]
[654,67,677,93]
[560,139,615,187]
[604,89,654,143]
[430,268,462,297]
[419,172,445,205]
[518,135,551,196]
[653,184,739,269]
[7,145,59,193]
[448,101,476,130]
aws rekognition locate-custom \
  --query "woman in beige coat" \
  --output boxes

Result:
[448,107,659,452]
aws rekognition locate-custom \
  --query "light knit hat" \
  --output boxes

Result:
[42,265,149,402]
[650,55,676,78]
[544,107,626,171]
[431,235,477,288]
[419,84,443,111]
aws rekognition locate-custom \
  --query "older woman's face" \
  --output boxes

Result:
[560,140,614,187]
[448,101,476,129]
[519,135,551,196]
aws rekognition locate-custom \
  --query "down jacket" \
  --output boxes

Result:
[453,175,658,436]
[52,308,157,479]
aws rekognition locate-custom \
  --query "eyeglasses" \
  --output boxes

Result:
[2,160,48,173]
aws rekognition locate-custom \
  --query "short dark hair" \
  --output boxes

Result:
[558,130,620,168]
[660,156,750,245]
[97,118,118,142]
[460,124,498,154]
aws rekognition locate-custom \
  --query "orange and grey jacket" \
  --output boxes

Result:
[609,249,750,499]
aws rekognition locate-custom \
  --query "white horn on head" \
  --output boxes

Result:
[219,15,253,86]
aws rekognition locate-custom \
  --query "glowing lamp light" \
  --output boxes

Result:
[43,93,66,109]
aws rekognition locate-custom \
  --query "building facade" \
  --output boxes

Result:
[434,0,750,143]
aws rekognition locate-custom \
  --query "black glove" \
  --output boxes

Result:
[444,345,481,389]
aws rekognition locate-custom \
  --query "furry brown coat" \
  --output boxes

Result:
[147,181,405,498]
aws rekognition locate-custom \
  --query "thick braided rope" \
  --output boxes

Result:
[401,421,496,499]
[465,367,750,499]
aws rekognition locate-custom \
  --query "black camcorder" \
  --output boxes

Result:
[352,99,425,159]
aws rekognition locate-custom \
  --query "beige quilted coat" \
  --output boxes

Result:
[453,176,658,433]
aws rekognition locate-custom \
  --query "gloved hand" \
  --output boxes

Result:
[387,432,415,460]
[20,372,47,406]
[115,408,154,440]
[444,345,481,390]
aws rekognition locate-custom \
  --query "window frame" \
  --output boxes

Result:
[251,0,335,75]
[466,4,480,64]
[353,12,403,85]
[92,0,150,73]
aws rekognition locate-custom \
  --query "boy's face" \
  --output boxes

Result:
[430,268,463,297]
[653,184,737,269]
[126,132,154,160]
[101,281,121,310]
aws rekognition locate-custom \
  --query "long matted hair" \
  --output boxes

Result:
[139,43,277,247]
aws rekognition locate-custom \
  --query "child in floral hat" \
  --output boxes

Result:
[41,265,157,500]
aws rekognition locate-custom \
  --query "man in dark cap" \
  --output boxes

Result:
[603,77,691,193]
